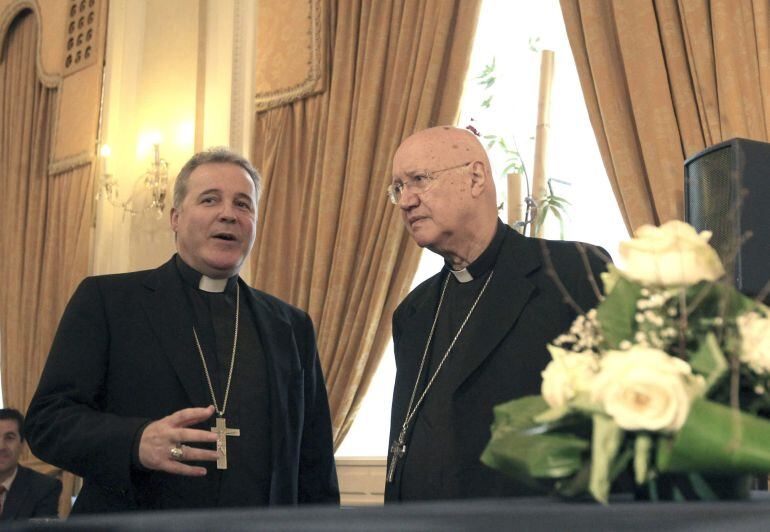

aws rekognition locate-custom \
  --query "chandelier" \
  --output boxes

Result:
[97,143,169,218]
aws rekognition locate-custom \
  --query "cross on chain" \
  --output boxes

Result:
[387,431,407,483]
[210,417,240,469]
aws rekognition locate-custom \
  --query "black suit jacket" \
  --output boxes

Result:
[0,465,61,521]
[386,226,606,501]
[25,258,339,513]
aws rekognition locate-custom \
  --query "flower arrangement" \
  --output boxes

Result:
[481,221,770,503]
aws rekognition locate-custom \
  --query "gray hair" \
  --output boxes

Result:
[173,147,261,209]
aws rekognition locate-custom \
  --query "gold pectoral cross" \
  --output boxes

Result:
[210,417,240,469]
[387,431,407,483]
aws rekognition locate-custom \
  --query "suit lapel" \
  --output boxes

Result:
[2,466,28,520]
[139,259,212,408]
[442,228,541,395]
[240,283,296,490]
[392,273,444,424]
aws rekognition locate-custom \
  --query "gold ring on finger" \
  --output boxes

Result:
[170,445,184,460]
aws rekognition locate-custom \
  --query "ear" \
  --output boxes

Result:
[468,160,488,199]
[170,207,179,232]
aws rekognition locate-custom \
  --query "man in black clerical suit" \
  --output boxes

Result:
[0,409,61,521]
[26,148,339,513]
[385,126,607,501]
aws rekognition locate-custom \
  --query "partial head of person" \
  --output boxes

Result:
[389,126,498,267]
[0,409,24,479]
[171,148,261,279]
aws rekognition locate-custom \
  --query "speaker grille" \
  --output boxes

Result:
[685,145,739,278]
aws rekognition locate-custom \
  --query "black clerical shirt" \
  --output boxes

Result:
[173,255,273,506]
[399,220,507,501]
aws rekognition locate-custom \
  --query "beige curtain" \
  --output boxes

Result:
[560,0,770,233]
[0,11,93,516]
[251,0,481,447]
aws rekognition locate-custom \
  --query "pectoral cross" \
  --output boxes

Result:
[387,431,407,483]
[210,417,240,469]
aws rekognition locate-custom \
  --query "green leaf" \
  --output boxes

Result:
[588,415,623,504]
[546,196,571,209]
[688,331,728,394]
[482,396,590,483]
[502,161,522,175]
[634,433,653,485]
[481,96,493,108]
[595,276,642,349]
[489,395,550,433]
[480,76,496,89]
[657,399,770,474]
[482,429,589,480]
[549,207,566,240]
[534,405,570,424]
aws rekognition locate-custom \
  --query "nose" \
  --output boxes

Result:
[218,202,237,223]
[397,186,419,210]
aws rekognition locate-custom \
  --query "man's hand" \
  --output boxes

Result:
[139,406,219,476]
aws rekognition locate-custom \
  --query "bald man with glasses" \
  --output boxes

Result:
[384,126,608,502]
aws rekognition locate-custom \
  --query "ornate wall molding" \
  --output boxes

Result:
[0,0,107,175]
[253,0,327,112]
[0,0,62,87]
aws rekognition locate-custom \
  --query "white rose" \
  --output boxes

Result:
[541,345,599,408]
[590,346,704,433]
[737,311,770,375]
[619,220,725,286]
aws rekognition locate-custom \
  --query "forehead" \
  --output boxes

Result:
[0,419,20,436]
[187,162,255,196]
[392,132,469,181]
[392,138,441,175]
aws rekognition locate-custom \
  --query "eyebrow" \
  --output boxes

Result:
[197,189,254,202]
[392,169,425,181]
[234,192,255,204]
[197,188,220,197]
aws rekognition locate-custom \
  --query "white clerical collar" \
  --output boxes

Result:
[199,276,229,293]
[449,268,474,283]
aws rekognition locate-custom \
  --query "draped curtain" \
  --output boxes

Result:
[0,11,94,516]
[560,0,770,233]
[250,0,481,447]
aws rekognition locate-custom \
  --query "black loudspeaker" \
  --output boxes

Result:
[684,138,770,300]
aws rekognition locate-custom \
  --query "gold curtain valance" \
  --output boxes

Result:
[254,0,327,112]
[0,0,107,175]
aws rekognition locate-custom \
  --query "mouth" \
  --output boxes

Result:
[407,216,427,228]
[211,232,238,242]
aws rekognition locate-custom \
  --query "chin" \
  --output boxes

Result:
[204,255,244,277]
[409,229,438,249]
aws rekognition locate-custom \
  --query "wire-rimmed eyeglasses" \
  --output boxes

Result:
[387,162,471,205]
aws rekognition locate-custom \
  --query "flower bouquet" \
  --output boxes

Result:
[481,221,770,503]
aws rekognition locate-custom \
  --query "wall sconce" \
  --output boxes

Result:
[97,143,169,218]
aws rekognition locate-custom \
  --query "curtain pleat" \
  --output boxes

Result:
[560,0,770,233]
[251,0,481,447]
[0,11,94,517]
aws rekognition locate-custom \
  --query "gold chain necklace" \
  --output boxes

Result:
[192,283,240,416]
[192,283,241,469]
[387,270,494,483]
